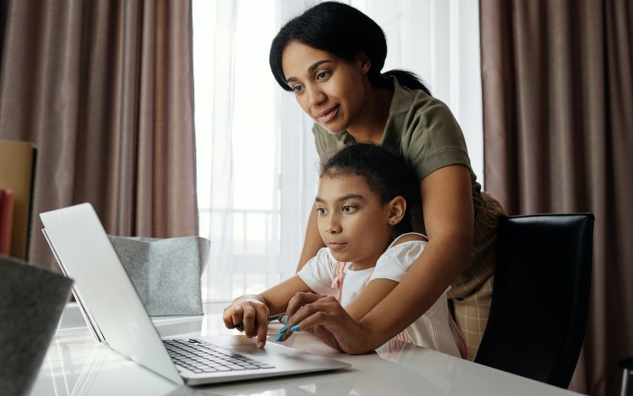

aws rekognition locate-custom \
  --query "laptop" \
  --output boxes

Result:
[40,203,350,386]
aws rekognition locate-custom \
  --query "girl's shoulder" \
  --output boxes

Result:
[316,246,338,262]
[381,233,428,259]
[375,233,428,272]
[391,232,428,247]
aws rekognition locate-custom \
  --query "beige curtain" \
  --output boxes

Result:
[0,0,198,270]
[480,0,633,395]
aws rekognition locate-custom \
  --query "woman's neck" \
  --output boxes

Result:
[347,85,393,145]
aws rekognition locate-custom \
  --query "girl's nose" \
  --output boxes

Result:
[326,216,341,234]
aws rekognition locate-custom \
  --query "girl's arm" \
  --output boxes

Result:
[296,208,326,271]
[345,234,426,320]
[284,165,474,354]
[223,275,312,348]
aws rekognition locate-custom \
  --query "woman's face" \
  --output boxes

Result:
[281,41,370,134]
[315,173,393,270]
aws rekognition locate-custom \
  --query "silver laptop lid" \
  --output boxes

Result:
[40,203,183,385]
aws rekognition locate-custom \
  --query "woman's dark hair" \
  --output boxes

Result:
[270,1,431,95]
[320,143,414,236]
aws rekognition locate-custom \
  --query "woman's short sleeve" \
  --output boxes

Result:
[312,124,354,158]
[383,90,473,183]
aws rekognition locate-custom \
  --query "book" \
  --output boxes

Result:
[0,189,15,255]
[0,141,37,259]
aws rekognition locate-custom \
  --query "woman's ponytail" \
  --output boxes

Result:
[381,70,432,96]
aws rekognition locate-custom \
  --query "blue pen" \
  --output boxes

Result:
[276,322,300,342]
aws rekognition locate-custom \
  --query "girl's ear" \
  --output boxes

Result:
[387,196,406,225]
[356,52,372,75]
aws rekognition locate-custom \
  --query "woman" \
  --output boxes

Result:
[268,1,505,358]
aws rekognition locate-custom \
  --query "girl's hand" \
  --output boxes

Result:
[222,295,269,348]
[281,292,373,355]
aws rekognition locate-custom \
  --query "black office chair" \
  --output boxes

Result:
[474,213,594,389]
[619,358,633,396]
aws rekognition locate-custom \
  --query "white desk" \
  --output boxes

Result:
[31,302,586,396]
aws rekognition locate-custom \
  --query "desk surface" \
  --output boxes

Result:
[32,302,585,396]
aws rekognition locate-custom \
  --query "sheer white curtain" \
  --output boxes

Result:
[358,0,484,185]
[193,0,482,301]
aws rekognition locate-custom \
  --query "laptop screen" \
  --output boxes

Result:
[41,203,183,384]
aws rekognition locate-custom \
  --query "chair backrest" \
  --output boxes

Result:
[474,213,594,388]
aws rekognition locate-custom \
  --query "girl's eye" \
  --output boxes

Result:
[342,205,356,213]
[291,85,304,94]
[316,207,326,214]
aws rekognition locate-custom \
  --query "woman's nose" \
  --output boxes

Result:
[308,87,326,108]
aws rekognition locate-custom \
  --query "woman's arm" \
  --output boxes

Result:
[283,165,474,353]
[296,207,326,271]
[345,279,399,320]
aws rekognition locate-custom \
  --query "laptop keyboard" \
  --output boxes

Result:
[164,339,275,374]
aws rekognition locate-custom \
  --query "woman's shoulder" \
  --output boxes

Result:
[383,79,470,177]
[390,77,451,116]
[386,78,464,147]
[312,123,354,157]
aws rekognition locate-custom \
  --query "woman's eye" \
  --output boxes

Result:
[292,85,304,94]
[316,207,326,214]
[316,71,330,81]
[342,205,356,212]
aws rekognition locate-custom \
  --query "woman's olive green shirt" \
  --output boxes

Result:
[311,77,505,299]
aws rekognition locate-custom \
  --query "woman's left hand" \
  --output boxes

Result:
[280,292,373,355]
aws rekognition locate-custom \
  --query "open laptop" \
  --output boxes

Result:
[40,203,349,386]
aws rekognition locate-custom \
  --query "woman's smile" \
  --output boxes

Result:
[315,105,339,124]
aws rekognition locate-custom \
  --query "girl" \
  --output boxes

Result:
[224,143,464,358]
[268,1,506,358]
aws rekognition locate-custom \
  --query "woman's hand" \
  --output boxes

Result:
[222,295,269,348]
[280,292,374,355]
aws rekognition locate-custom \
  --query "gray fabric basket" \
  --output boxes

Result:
[108,235,210,316]
[0,254,73,396]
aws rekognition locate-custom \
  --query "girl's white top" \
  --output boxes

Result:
[298,233,463,357]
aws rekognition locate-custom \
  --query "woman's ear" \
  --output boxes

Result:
[356,52,372,75]
[387,196,406,225]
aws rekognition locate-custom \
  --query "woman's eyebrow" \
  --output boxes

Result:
[308,59,332,72]
[286,60,332,83]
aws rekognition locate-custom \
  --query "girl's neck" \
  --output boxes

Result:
[349,237,394,271]
[347,85,393,145]
[348,261,376,271]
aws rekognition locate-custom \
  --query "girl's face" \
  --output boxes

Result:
[315,173,396,270]
[281,41,371,134]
